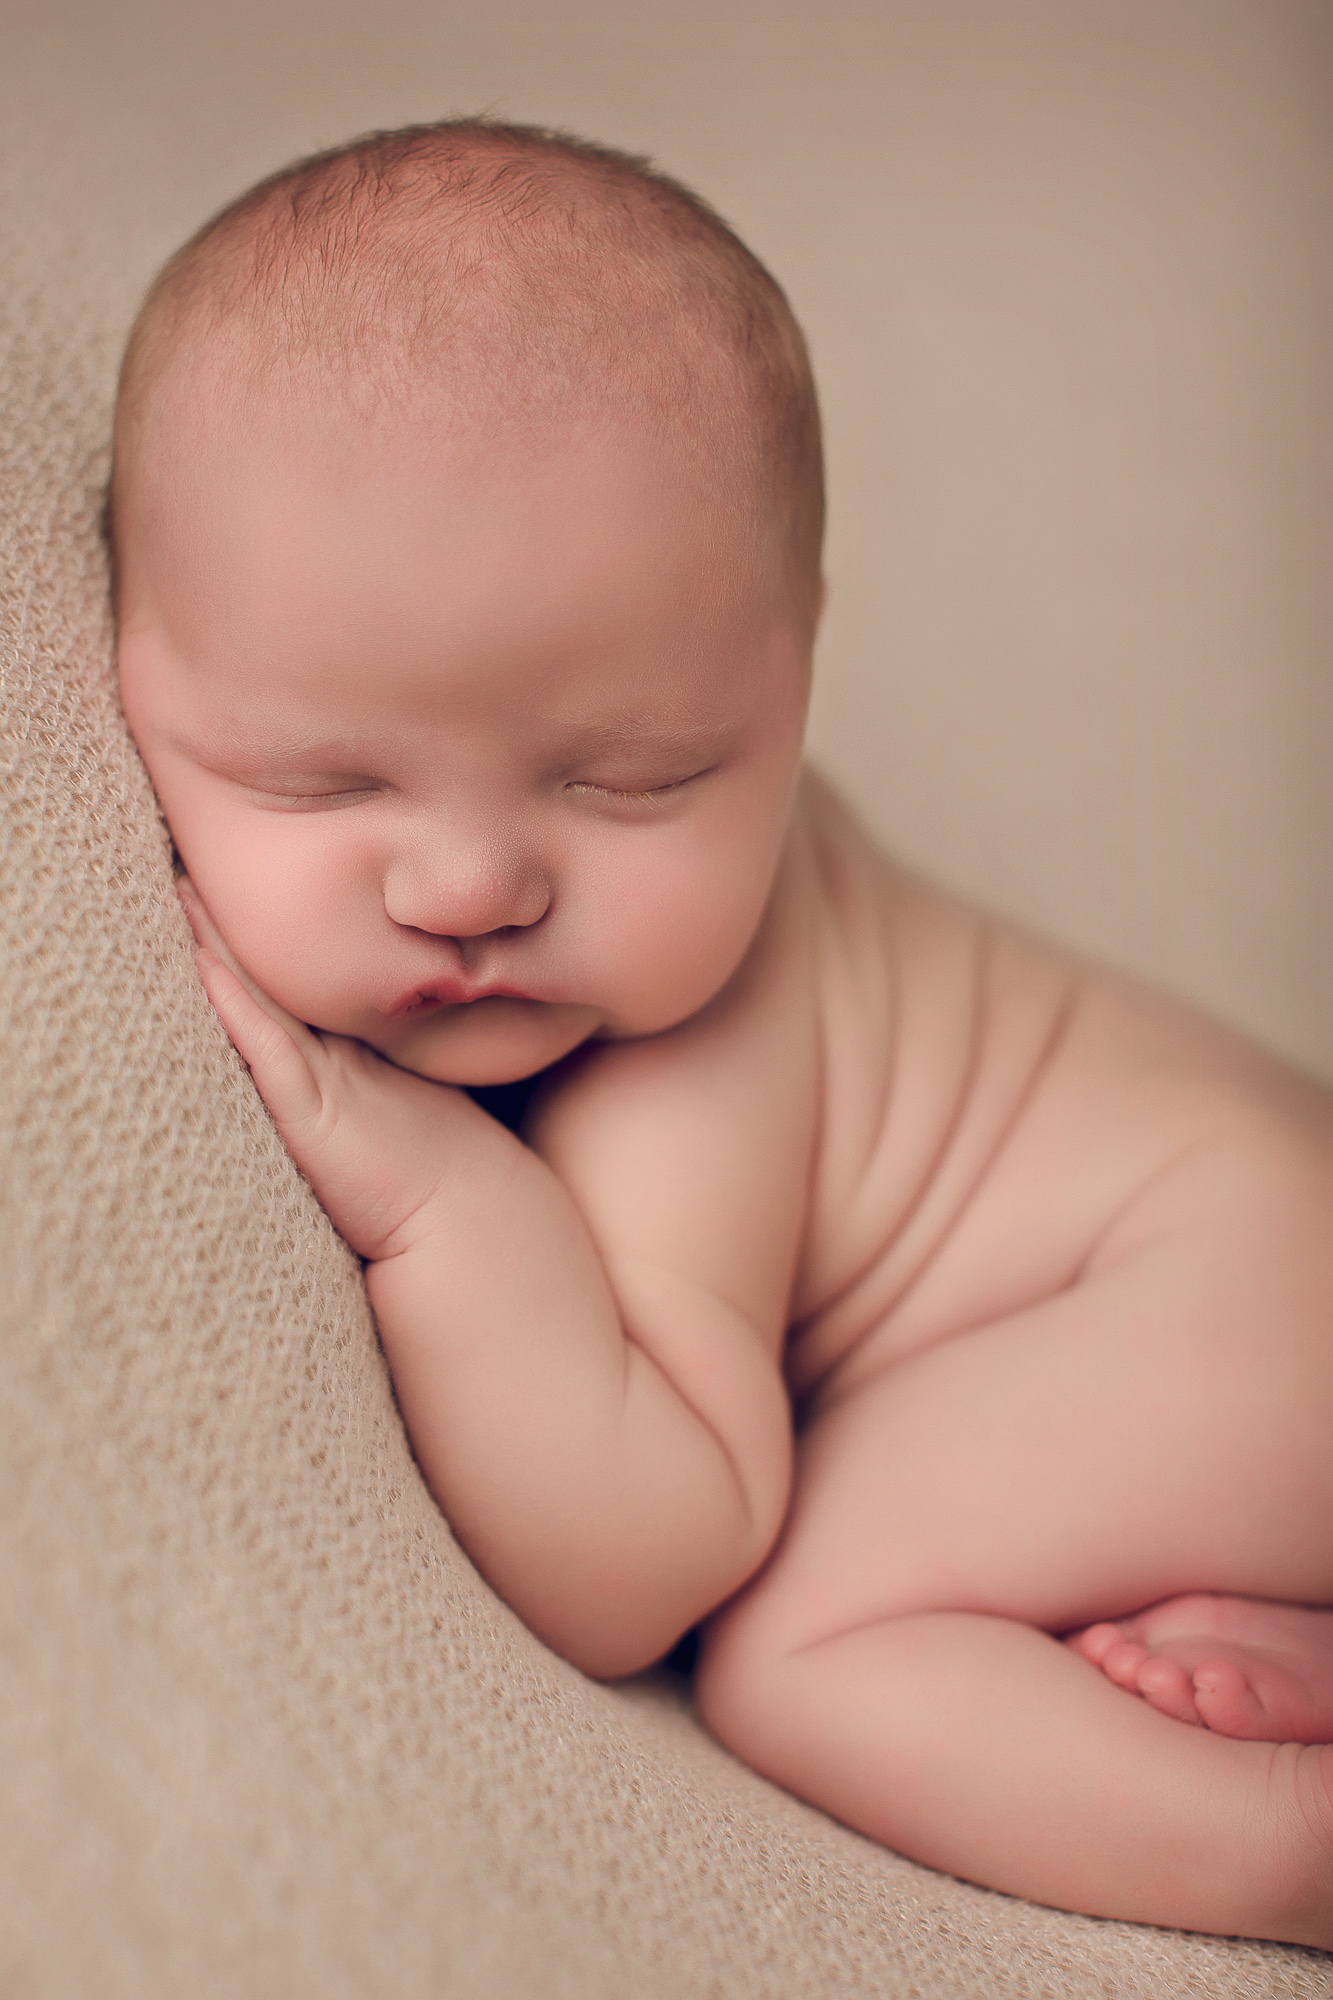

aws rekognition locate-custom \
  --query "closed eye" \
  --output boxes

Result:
[243,780,387,812]
[565,768,713,808]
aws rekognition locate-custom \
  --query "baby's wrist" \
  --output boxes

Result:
[364,1089,524,1266]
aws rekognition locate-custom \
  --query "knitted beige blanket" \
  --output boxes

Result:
[2,67,1328,2000]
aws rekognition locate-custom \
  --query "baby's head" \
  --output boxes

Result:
[114,120,824,1084]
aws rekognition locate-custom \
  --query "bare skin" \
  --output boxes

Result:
[116,371,1333,1948]
[1067,1596,1333,1741]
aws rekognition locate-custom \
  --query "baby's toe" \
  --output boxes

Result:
[1102,1638,1152,1692]
[1193,1659,1276,1740]
[1066,1621,1123,1668]
[1136,1653,1201,1725]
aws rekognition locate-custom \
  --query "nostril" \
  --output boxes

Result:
[382,848,551,939]
[454,917,546,954]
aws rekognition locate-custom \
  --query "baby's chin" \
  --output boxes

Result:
[365,995,605,1088]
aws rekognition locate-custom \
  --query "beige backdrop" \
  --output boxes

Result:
[7,0,1331,1075]
[5,9,1333,1994]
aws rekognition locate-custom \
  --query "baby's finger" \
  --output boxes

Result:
[178,877,322,1060]
[195,948,326,1136]
[176,876,236,961]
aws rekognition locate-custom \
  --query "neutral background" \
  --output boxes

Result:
[6,0,1332,1074]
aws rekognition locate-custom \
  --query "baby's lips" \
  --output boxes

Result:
[386,976,544,1016]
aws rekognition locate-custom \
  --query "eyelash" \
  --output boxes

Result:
[250,771,709,811]
[566,770,710,807]
[253,786,380,812]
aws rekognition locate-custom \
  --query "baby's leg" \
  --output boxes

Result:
[696,1244,1333,1944]
[702,1604,1333,1939]
[1067,1594,1333,1741]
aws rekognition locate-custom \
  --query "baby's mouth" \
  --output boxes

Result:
[387,977,540,1018]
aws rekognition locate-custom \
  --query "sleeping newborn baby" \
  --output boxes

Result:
[112,119,1333,1945]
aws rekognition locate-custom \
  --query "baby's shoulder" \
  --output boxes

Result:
[797,764,1333,1174]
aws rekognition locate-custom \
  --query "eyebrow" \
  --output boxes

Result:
[166,724,378,768]
[549,718,742,760]
[167,712,746,777]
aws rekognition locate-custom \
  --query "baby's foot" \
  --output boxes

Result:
[1066,1594,1333,1742]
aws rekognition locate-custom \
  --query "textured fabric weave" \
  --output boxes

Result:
[2,110,1330,2000]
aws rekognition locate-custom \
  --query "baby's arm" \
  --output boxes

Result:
[184,877,813,1678]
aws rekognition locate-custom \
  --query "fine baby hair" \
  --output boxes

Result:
[110,118,825,627]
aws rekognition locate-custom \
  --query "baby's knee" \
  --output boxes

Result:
[693,1558,875,1781]
[694,1581,806,1763]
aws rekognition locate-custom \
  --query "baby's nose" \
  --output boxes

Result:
[382,836,551,939]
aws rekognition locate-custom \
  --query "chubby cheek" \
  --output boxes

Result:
[170,801,381,1025]
[580,819,778,1034]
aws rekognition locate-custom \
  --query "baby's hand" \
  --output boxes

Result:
[178,878,463,1263]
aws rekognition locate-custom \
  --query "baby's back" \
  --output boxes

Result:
[788,770,1333,1412]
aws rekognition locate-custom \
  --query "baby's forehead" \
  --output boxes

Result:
[124,301,774,624]
[137,338,762,566]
